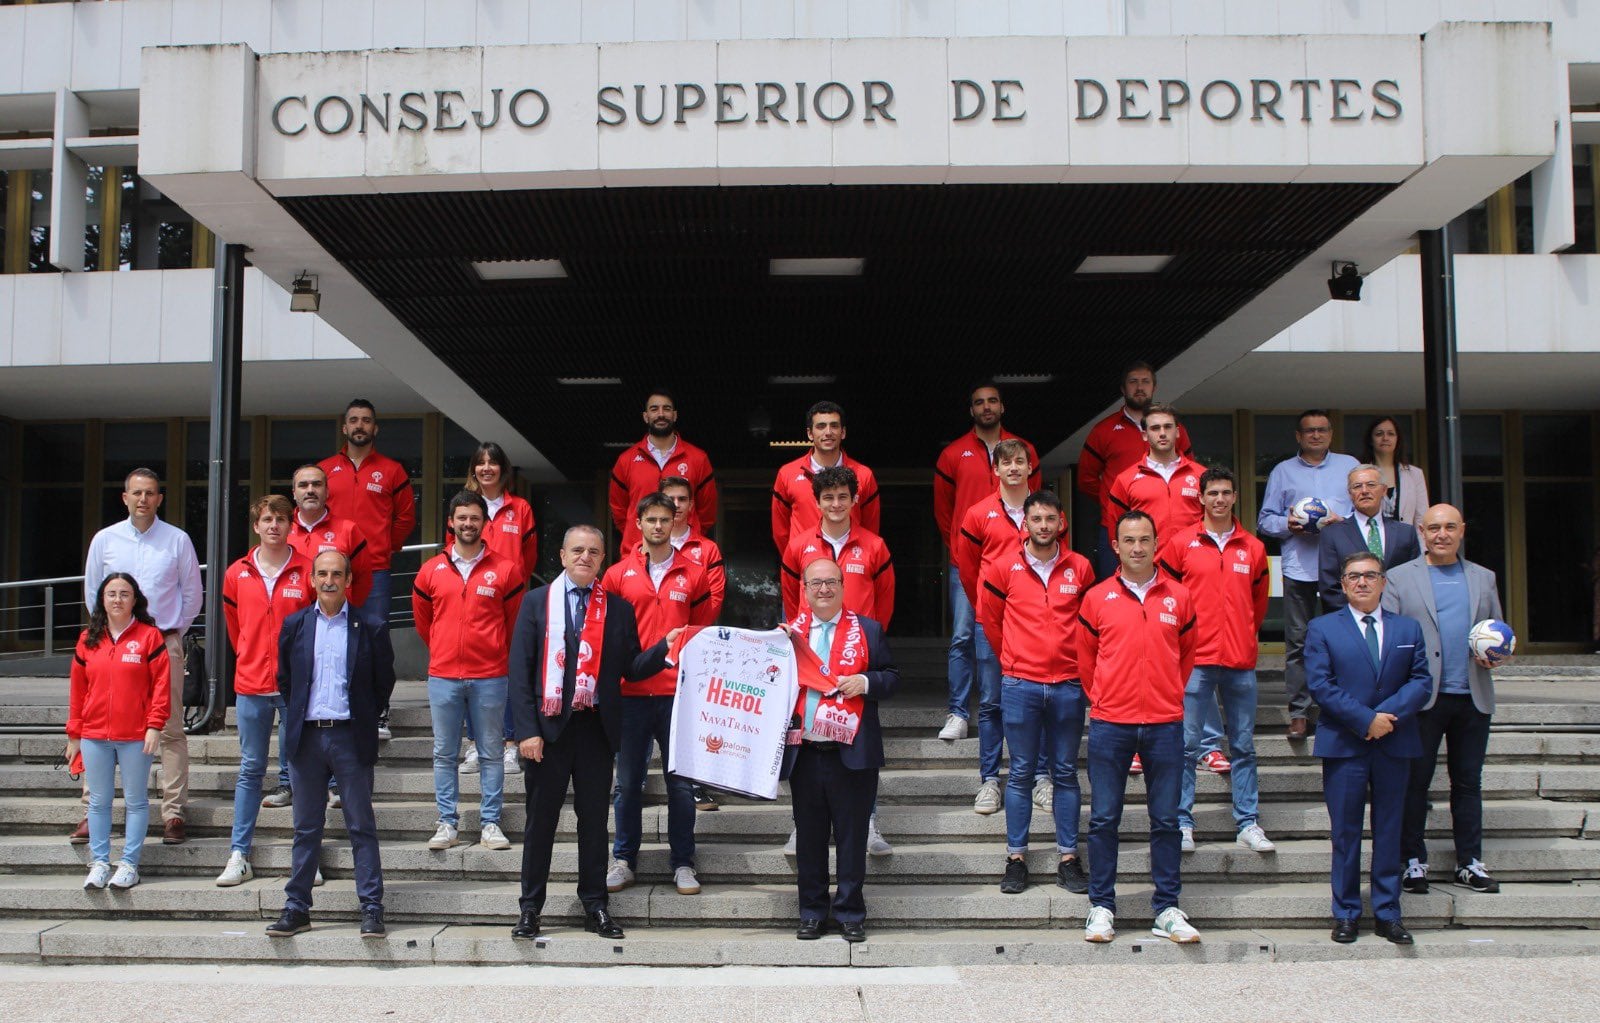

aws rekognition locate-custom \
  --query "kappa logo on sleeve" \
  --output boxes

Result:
[624,569,638,578]
[238,569,251,579]
[962,450,974,458]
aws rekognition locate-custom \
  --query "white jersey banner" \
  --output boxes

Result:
[668,626,799,800]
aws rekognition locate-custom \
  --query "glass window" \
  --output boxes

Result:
[1253,414,1300,478]
[1461,415,1504,478]
[443,418,478,480]
[269,419,338,481]
[17,489,84,644]
[1183,414,1235,472]
[101,421,168,486]
[1522,414,1591,477]
[21,424,84,483]
[1574,145,1596,255]
[1523,482,1592,642]
[1461,482,1507,593]
[183,483,251,564]
[374,417,424,482]
[184,418,253,482]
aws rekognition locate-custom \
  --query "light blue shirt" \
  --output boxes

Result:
[802,613,840,740]
[1257,452,1361,582]
[1429,561,1472,694]
[84,518,204,633]
[307,603,352,721]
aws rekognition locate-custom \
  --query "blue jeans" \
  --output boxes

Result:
[1179,667,1261,831]
[1087,719,1184,914]
[466,698,515,743]
[1093,524,1119,581]
[427,675,507,826]
[364,568,393,622]
[1001,677,1086,854]
[232,693,286,855]
[82,739,153,867]
[613,695,696,870]
[946,562,980,719]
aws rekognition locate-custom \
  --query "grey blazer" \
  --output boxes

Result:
[1380,555,1504,715]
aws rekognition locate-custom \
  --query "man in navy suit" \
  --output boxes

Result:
[267,550,395,939]
[1306,549,1432,944]
[1317,464,1421,610]
[782,556,899,943]
[506,525,676,942]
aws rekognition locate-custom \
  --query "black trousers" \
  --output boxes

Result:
[1282,578,1321,719]
[1401,693,1492,869]
[519,711,614,916]
[790,744,878,925]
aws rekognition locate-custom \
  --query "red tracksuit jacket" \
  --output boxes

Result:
[978,544,1095,683]
[609,437,717,554]
[673,531,726,621]
[602,548,717,695]
[955,492,1028,607]
[222,547,315,697]
[1107,454,1206,553]
[770,451,880,555]
[1076,574,1197,724]
[68,621,171,741]
[1158,522,1269,671]
[483,494,538,584]
[780,526,895,627]
[412,548,524,679]
[288,510,374,607]
[320,448,417,570]
[1076,409,1194,534]
[933,428,1041,552]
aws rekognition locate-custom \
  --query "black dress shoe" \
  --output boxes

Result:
[796,918,826,940]
[265,908,311,937]
[511,910,541,940]
[838,920,867,943]
[584,907,625,939]
[1331,918,1359,944]
[360,905,386,938]
[1374,918,1414,945]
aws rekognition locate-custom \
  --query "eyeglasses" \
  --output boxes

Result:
[804,579,843,591]
[1298,426,1332,435]
[1342,571,1383,582]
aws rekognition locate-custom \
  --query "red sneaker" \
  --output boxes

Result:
[1201,750,1232,774]
[1129,754,1143,776]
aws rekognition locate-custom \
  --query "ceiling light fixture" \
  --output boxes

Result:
[767,375,838,385]
[289,271,320,313]
[473,259,568,280]
[992,374,1055,385]
[1075,255,1175,275]
[769,258,865,277]
[557,377,623,385]
[601,440,635,448]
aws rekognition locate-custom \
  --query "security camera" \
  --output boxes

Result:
[1328,262,1362,302]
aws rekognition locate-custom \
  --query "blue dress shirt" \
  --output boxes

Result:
[307,602,352,720]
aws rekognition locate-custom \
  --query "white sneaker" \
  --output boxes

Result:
[376,711,392,741]
[674,866,701,894]
[459,745,480,774]
[313,867,324,887]
[328,792,341,809]
[782,828,798,856]
[1236,824,1276,853]
[1151,906,1201,943]
[108,861,140,890]
[479,822,511,850]
[1180,827,1195,853]
[83,861,111,890]
[215,851,253,887]
[606,858,635,892]
[973,778,1002,815]
[1032,776,1052,811]
[938,714,969,741]
[867,814,893,856]
[427,821,460,850]
[1084,905,1115,942]
[502,745,519,771]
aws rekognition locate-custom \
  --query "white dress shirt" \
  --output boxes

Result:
[1348,605,1385,652]
[84,518,204,633]
[1120,572,1158,603]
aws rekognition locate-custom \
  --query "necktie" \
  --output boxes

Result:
[1362,614,1381,669]
[569,587,589,639]
[804,620,834,731]
[1365,518,1383,558]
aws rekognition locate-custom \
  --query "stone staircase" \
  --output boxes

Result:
[2,662,1600,966]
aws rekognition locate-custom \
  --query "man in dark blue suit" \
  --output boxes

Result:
[1317,464,1421,610]
[1306,549,1432,944]
[781,557,899,943]
[267,550,395,938]
[506,525,675,942]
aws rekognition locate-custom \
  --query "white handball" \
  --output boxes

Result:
[1468,619,1515,662]
[1289,496,1330,532]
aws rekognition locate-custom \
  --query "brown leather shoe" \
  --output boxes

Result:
[162,818,187,845]
[1287,717,1309,740]
[69,818,89,845]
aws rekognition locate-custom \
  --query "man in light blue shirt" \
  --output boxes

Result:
[308,603,352,720]
[1257,411,1359,739]
[81,468,202,843]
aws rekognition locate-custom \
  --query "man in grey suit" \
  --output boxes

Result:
[1318,465,1421,610]
[1381,503,1510,896]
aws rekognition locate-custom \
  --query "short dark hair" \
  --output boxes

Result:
[1143,401,1180,426]
[992,438,1031,467]
[812,465,859,499]
[1023,490,1062,516]
[124,467,161,490]
[1198,466,1237,493]
[806,400,845,430]
[969,378,1000,401]
[343,398,376,419]
[658,475,692,495]
[1297,409,1332,429]
[1115,508,1157,539]
[635,493,676,519]
[1341,550,1383,576]
[448,490,488,517]
[645,389,676,408]
[292,463,326,481]
[1122,360,1156,382]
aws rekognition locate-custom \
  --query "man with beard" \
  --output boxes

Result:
[660,475,726,620]
[933,381,1040,745]
[610,390,717,555]
[772,401,880,556]
[1077,363,1194,580]
[319,399,416,626]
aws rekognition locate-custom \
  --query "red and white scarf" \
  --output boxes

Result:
[787,608,868,745]
[542,574,607,716]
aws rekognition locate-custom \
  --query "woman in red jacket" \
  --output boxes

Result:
[67,573,170,891]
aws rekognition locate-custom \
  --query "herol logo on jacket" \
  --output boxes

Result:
[1160,595,1179,625]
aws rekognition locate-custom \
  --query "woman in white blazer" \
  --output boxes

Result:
[1363,417,1429,537]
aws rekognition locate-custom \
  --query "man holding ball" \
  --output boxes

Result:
[1382,504,1510,895]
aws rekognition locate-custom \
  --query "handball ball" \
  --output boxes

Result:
[1290,496,1329,532]
[1468,619,1515,661]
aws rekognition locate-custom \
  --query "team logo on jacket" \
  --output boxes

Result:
[634,455,646,463]
[987,510,999,519]
[1105,591,1119,600]
[1189,539,1202,548]
[677,462,688,474]
[1163,596,1176,611]
[794,472,808,482]
[433,562,448,572]
[370,470,383,483]
[1160,595,1179,625]
[1065,568,1076,582]
[323,531,335,542]
[846,563,865,574]
[803,545,818,554]
[1010,562,1024,572]
[624,569,637,578]
[238,569,251,578]
[484,571,497,585]
[687,548,702,562]
[1236,550,1248,561]
[121,639,142,663]
[962,450,974,457]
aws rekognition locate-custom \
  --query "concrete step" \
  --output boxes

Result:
[10,917,1600,967]
[3,833,1593,885]
[3,795,1590,844]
